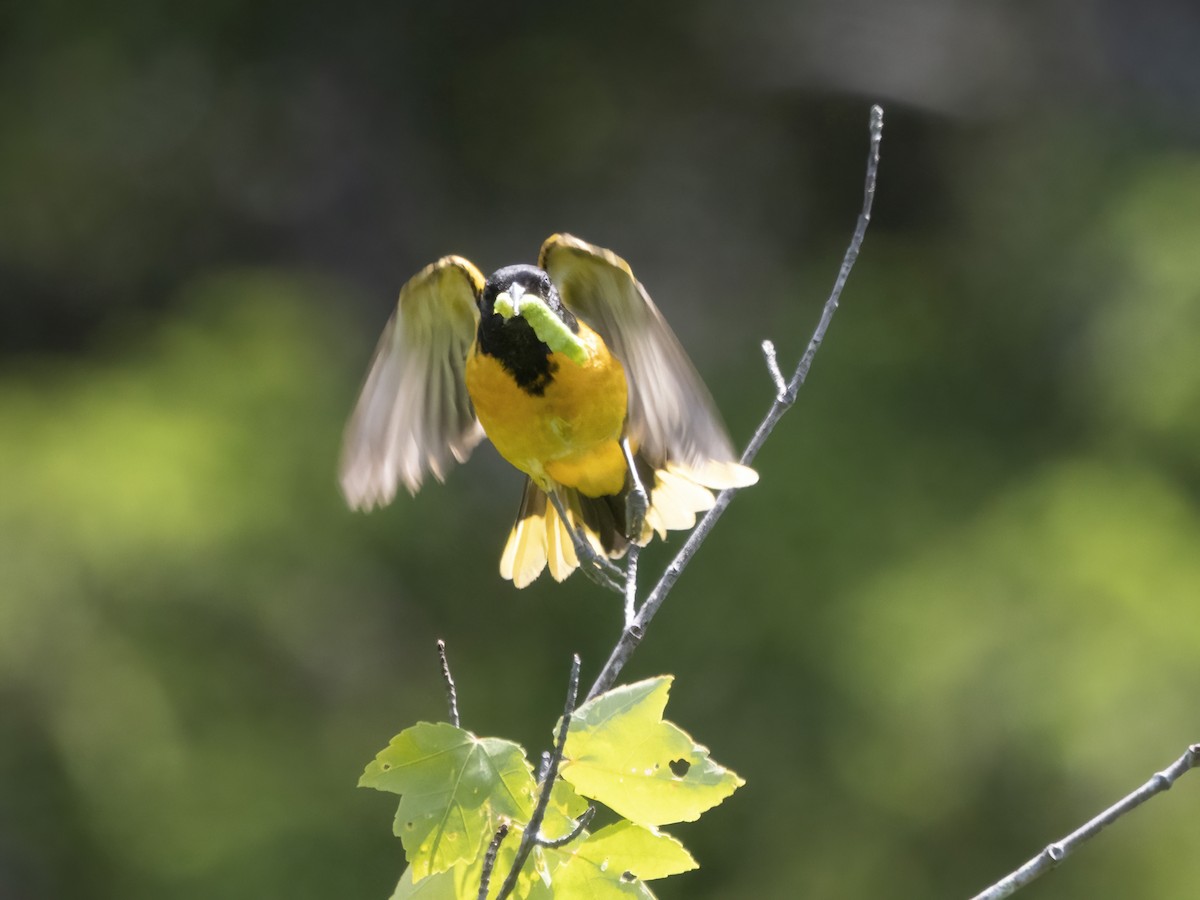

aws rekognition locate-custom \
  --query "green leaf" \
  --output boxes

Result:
[389,864,471,900]
[361,722,536,880]
[384,801,692,899]
[388,827,564,900]
[548,840,658,899]
[572,822,697,881]
[560,677,743,826]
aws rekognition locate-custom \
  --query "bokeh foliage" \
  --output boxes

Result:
[2,2,1199,898]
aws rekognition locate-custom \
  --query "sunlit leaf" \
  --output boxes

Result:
[387,823,561,900]
[361,722,536,880]
[550,862,656,899]
[571,821,696,881]
[389,864,466,900]
[559,677,743,826]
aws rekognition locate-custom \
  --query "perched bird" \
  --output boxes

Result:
[339,234,757,588]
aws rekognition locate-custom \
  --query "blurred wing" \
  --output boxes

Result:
[540,234,753,485]
[339,255,486,509]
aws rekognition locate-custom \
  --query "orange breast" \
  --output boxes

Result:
[465,323,629,497]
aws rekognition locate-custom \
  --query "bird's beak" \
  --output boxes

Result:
[494,282,528,321]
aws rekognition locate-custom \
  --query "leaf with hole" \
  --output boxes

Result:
[540,821,693,898]
[559,676,743,826]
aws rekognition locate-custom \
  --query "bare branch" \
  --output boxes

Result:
[494,654,582,900]
[477,823,509,900]
[969,743,1200,900]
[784,104,883,406]
[588,104,884,701]
[437,639,460,728]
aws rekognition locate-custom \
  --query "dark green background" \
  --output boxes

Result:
[3,2,1199,898]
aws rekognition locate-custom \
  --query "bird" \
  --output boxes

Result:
[339,234,757,589]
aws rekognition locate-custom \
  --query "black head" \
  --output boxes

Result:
[479,264,576,331]
[476,264,579,394]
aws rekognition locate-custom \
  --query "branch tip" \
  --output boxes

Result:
[585,103,884,701]
[437,639,460,728]
[761,340,788,400]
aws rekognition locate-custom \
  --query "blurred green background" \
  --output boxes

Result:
[2,2,1199,898]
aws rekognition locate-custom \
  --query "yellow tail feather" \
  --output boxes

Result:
[499,461,757,587]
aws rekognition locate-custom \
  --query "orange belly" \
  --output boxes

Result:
[465,323,629,497]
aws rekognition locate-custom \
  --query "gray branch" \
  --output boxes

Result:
[476,823,509,900]
[436,639,460,728]
[969,743,1200,900]
[493,654,582,900]
[587,104,884,702]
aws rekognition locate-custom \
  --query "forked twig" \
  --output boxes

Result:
[536,805,595,849]
[969,744,1200,899]
[588,104,884,701]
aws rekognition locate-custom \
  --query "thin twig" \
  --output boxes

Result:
[588,104,884,701]
[761,340,787,400]
[477,823,509,900]
[968,744,1200,900]
[437,639,460,728]
[535,805,596,849]
[493,655,582,900]
[623,544,640,627]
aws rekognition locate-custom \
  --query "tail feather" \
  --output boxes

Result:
[564,487,629,558]
[667,459,758,490]
[498,456,758,587]
[543,498,579,582]
[499,481,549,588]
[643,466,716,539]
[500,478,627,587]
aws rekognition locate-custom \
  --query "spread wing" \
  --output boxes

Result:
[339,255,486,509]
[539,234,754,487]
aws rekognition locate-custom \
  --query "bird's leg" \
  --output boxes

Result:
[621,437,649,540]
[547,491,624,594]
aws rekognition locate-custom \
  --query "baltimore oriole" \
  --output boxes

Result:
[339,234,757,588]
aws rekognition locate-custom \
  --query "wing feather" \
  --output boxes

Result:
[539,234,754,485]
[339,255,485,509]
